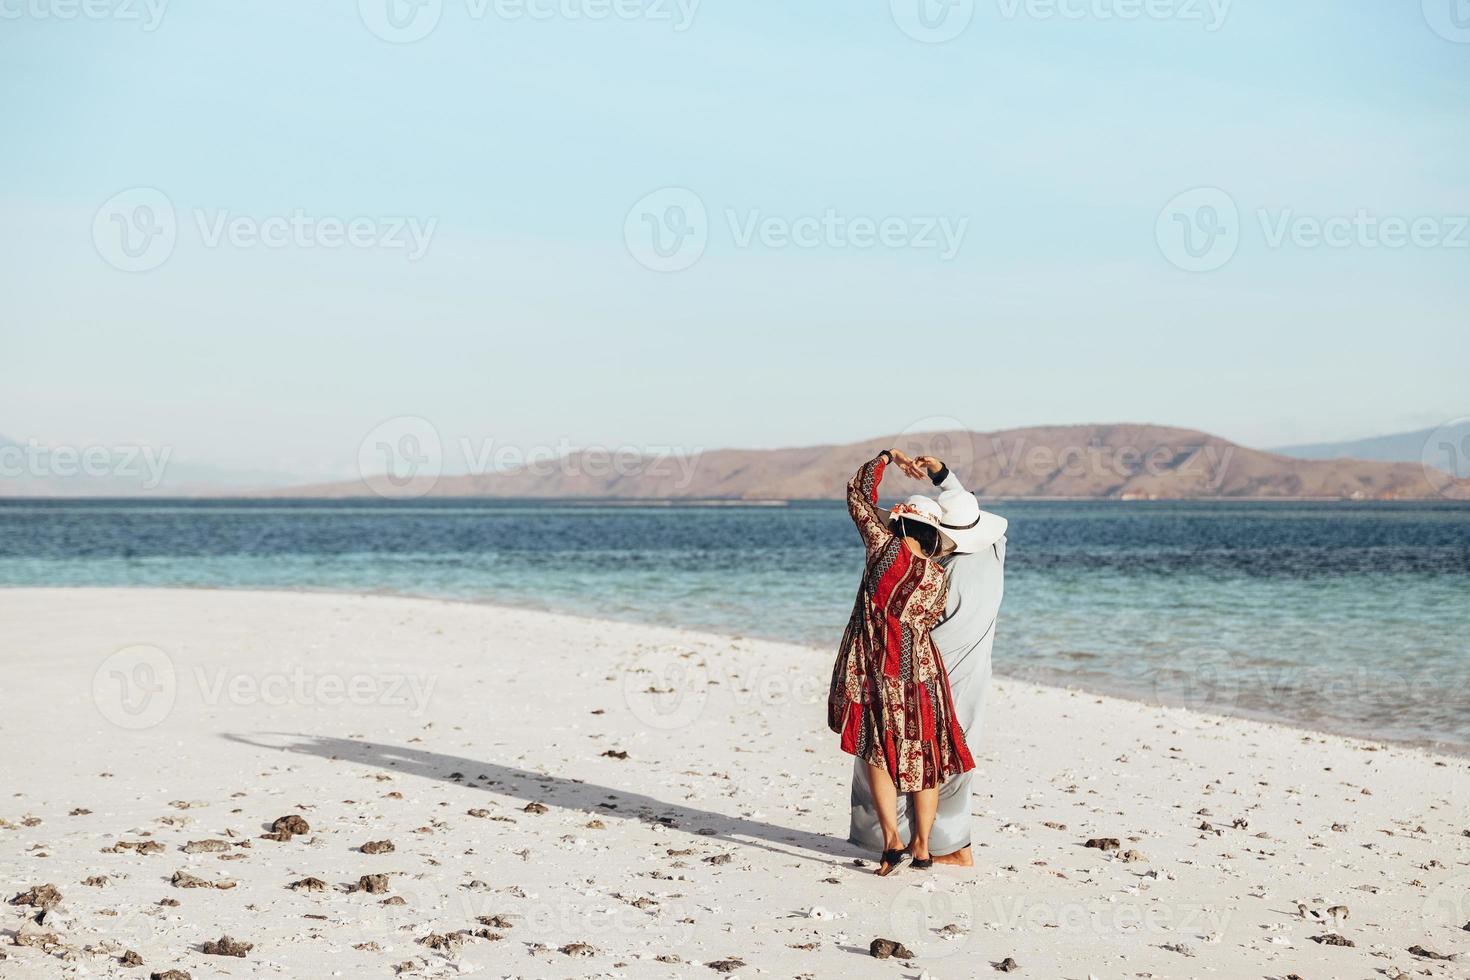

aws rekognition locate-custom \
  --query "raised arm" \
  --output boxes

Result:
[917,455,966,493]
[847,451,895,553]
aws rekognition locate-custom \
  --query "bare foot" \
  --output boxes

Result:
[931,846,974,867]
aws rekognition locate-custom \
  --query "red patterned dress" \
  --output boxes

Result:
[829,452,975,792]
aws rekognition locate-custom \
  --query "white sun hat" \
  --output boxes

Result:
[936,489,1008,554]
[888,494,944,531]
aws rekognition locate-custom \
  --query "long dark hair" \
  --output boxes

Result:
[890,516,940,557]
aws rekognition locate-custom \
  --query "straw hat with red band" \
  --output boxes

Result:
[888,494,944,531]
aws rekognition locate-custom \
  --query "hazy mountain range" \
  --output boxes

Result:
[5,424,1464,500]
[265,424,1464,501]
[0,433,302,497]
[1272,421,1470,465]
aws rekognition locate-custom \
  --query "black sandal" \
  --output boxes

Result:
[911,855,934,869]
[876,848,906,875]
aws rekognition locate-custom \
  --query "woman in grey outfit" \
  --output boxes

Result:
[848,451,1007,867]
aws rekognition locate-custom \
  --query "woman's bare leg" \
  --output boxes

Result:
[866,763,904,875]
[909,786,939,862]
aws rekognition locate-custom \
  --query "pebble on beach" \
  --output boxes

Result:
[200,935,253,957]
[869,938,914,959]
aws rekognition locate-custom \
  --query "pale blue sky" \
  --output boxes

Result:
[3,0,1467,479]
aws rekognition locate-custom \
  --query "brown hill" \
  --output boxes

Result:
[268,424,1467,501]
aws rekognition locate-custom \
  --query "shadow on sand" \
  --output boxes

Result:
[223,733,861,865]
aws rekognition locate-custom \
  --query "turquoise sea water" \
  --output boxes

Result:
[2,499,1468,749]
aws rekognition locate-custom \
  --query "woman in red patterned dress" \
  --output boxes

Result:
[830,449,975,875]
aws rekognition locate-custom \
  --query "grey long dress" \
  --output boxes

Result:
[847,471,1006,856]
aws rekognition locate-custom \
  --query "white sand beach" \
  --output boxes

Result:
[1,588,1468,979]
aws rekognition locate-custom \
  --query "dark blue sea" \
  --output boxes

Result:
[3,498,1468,748]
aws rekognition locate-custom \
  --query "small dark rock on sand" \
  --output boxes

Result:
[869,938,914,959]
[1311,934,1355,947]
[201,935,253,957]
[182,839,231,854]
[418,932,468,950]
[271,815,310,836]
[14,921,62,948]
[523,802,549,814]
[1408,945,1453,960]
[1084,838,1120,851]
[9,884,63,909]
[360,840,395,854]
[150,971,192,980]
[476,915,513,929]
[560,942,598,957]
[601,750,629,759]
[171,870,234,890]
[290,877,327,892]
[121,950,144,967]
[995,956,1020,971]
[356,874,390,895]
[707,958,746,973]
